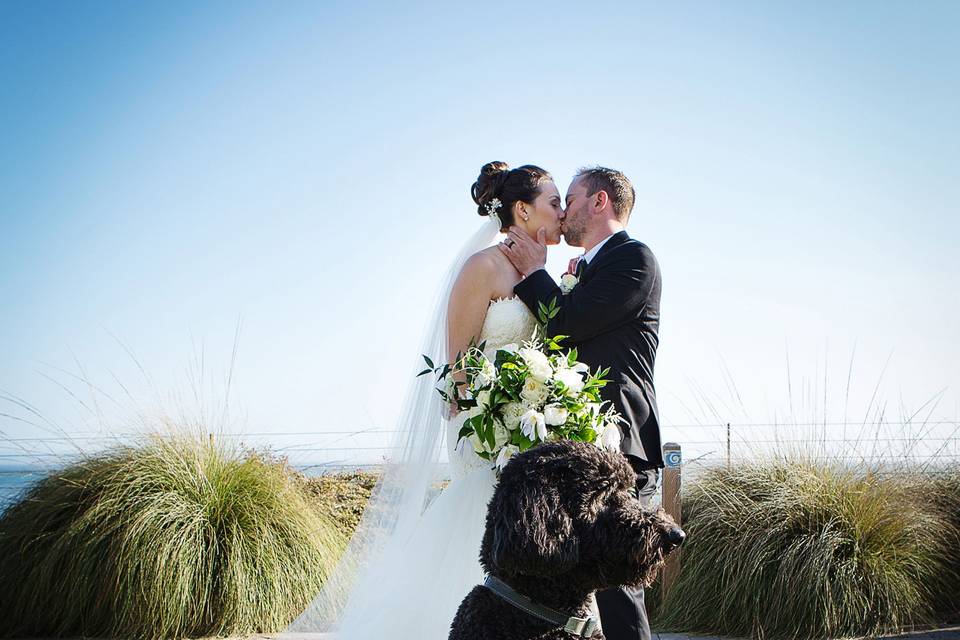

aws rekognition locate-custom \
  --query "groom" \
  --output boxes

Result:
[499,166,663,640]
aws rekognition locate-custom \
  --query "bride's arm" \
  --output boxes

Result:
[447,253,496,363]
[445,253,497,409]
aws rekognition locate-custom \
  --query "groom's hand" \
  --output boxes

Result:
[499,226,547,277]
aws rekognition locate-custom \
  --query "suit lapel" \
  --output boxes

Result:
[581,231,630,281]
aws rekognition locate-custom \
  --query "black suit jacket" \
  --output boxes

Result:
[514,231,663,469]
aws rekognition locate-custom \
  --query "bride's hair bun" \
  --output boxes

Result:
[470,161,553,230]
[471,161,512,216]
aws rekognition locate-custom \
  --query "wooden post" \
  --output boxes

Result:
[726,423,731,468]
[661,442,682,599]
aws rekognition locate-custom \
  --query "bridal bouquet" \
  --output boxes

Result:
[420,307,623,472]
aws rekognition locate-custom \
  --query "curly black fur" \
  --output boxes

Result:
[448,441,684,640]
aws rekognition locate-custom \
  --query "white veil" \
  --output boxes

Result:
[283,216,502,634]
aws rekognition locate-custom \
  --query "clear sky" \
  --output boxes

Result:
[2,1,958,467]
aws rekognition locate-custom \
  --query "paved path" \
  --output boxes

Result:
[251,626,960,640]
[649,628,960,640]
[21,626,960,640]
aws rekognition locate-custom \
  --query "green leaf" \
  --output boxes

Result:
[484,416,496,449]
[416,368,433,377]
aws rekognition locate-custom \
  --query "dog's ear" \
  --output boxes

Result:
[490,483,580,577]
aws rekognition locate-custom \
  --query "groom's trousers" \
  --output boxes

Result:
[595,466,660,640]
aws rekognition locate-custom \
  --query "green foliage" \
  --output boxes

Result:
[424,333,622,467]
[0,432,346,640]
[653,458,960,639]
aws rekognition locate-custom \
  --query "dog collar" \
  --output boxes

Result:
[482,574,599,638]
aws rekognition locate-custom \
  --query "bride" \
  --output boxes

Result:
[283,161,563,638]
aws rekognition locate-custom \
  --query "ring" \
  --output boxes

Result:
[506,240,515,248]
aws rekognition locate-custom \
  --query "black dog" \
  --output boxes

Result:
[448,440,684,639]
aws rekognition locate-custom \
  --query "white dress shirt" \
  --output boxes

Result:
[580,232,619,267]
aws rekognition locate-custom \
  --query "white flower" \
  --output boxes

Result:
[475,389,492,409]
[520,409,548,442]
[494,422,510,448]
[520,378,549,407]
[560,273,579,294]
[519,347,553,383]
[462,403,484,421]
[598,422,622,451]
[571,362,590,375]
[495,444,520,471]
[554,367,585,395]
[543,403,569,426]
[467,432,488,454]
[474,359,497,388]
[501,402,526,430]
[439,375,457,398]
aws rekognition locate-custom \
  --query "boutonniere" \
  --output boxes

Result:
[560,273,579,294]
[560,257,581,294]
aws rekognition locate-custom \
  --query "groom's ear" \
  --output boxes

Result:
[592,190,610,214]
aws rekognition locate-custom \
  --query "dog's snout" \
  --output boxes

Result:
[665,526,686,547]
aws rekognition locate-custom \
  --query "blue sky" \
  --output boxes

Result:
[2,1,958,465]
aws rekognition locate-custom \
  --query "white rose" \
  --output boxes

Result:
[560,273,579,294]
[543,403,569,426]
[475,389,492,409]
[467,432,487,454]
[519,409,548,442]
[519,347,553,383]
[555,367,585,395]
[501,402,526,430]
[495,444,520,471]
[598,422,622,451]
[520,378,549,407]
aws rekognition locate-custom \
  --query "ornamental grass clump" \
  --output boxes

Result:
[0,429,346,640]
[655,457,959,639]
[909,465,960,619]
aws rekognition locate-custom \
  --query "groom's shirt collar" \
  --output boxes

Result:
[581,232,618,265]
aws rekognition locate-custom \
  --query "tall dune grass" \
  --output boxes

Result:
[0,428,346,640]
[654,457,960,639]
[909,467,960,618]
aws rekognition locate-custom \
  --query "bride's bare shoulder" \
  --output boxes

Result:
[457,246,509,281]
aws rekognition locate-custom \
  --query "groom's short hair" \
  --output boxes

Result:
[575,166,635,222]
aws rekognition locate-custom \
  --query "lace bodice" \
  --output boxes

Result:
[446,297,538,477]
[476,296,538,353]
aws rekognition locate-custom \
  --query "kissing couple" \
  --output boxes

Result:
[286,162,664,640]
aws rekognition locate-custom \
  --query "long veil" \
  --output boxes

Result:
[282,216,502,635]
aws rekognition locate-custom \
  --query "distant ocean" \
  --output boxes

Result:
[0,462,396,517]
[0,470,50,514]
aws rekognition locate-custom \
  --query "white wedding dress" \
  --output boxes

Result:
[321,297,538,639]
